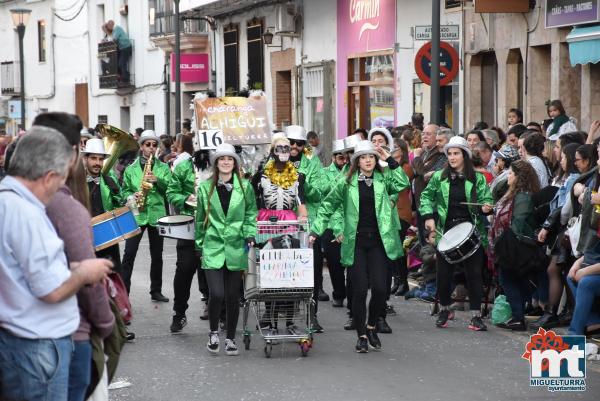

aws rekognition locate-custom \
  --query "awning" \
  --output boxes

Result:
[567,25,600,66]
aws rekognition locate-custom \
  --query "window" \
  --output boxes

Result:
[149,0,206,36]
[246,18,263,90]
[98,115,108,125]
[347,52,395,131]
[224,24,239,95]
[144,115,155,131]
[37,20,46,62]
[445,0,462,9]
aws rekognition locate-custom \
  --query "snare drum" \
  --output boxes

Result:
[157,215,195,240]
[437,222,481,264]
[91,207,141,251]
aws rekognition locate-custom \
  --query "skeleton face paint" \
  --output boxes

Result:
[274,145,291,162]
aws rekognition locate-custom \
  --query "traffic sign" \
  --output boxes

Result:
[415,25,460,41]
[414,41,459,86]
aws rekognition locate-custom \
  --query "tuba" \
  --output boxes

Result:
[95,124,139,175]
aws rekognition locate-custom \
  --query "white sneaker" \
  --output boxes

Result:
[207,331,220,354]
[225,338,239,356]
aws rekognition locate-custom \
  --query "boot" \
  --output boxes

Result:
[394,280,410,296]
[390,276,401,295]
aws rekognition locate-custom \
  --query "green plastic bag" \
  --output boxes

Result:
[491,294,512,325]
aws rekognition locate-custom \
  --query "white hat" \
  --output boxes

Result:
[351,140,379,163]
[80,128,93,139]
[138,129,160,145]
[343,134,362,151]
[82,138,110,158]
[443,136,472,159]
[210,143,240,165]
[332,139,345,154]
[285,125,307,141]
[368,127,394,151]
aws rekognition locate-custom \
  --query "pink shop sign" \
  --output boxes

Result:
[170,53,209,83]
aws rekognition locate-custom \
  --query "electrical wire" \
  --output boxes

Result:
[54,0,87,22]
[52,0,84,12]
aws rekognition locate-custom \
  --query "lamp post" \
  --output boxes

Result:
[174,0,181,136]
[10,8,31,130]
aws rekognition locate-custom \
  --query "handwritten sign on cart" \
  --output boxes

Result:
[259,248,314,289]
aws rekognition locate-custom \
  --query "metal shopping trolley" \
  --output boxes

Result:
[242,220,314,358]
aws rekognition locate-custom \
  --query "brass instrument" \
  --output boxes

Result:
[95,124,139,175]
[137,153,154,211]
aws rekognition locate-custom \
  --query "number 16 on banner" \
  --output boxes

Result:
[196,130,224,150]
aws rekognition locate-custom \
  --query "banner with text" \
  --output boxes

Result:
[259,248,314,289]
[194,96,271,146]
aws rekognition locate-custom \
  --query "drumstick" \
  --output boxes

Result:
[459,202,494,207]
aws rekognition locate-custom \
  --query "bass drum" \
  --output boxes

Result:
[157,215,195,240]
[437,222,480,265]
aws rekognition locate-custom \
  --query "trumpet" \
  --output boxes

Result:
[137,153,154,211]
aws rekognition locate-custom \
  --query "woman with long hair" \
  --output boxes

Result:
[491,160,541,330]
[520,133,552,188]
[419,136,494,331]
[547,99,578,141]
[575,144,598,174]
[195,143,257,356]
[310,141,409,352]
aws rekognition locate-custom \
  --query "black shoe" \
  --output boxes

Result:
[311,315,324,333]
[366,328,381,350]
[376,317,392,334]
[170,315,187,333]
[356,337,368,353]
[435,309,454,328]
[200,303,209,320]
[385,304,397,316]
[318,289,330,302]
[404,288,417,300]
[558,309,572,326]
[151,292,169,302]
[344,318,355,331]
[390,277,401,295]
[394,282,410,296]
[497,318,526,331]
[530,311,560,331]
[468,316,487,331]
[525,305,544,317]
[126,331,135,342]
[332,298,344,308]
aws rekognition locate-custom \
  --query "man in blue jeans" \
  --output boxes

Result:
[0,127,112,401]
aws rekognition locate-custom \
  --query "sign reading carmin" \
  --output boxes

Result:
[194,96,272,145]
[259,248,314,289]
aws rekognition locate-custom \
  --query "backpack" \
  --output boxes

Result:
[105,272,132,324]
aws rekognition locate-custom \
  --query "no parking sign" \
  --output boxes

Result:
[414,41,459,86]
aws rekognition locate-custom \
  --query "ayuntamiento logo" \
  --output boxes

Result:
[522,328,586,392]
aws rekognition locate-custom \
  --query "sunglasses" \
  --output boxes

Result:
[144,142,158,148]
[274,145,291,153]
[289,139,306,147]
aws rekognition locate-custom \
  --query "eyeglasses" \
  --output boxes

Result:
[289,139,306,147]
[144,142,158,148]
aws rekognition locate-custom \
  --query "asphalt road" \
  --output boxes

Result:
[109,235,599,401]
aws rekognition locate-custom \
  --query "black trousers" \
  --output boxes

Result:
[118,46,132,82]
[437,246,484,311]
[205,268,242,339]
[385,220,410,303]
[349,232,389,337]
[322,229,346,302]
[96,244,122,275]
[173,239,204,316]
[121,225,164,294]
[312,240,324,314]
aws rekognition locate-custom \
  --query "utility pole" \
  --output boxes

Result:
[174,0,181,135]
[430,0,441,125]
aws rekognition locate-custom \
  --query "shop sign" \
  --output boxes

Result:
[546,0,600,28]
[170,53,209,83]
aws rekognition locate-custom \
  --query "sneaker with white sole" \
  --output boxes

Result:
[225,339,239,356]
[207,331,220,354]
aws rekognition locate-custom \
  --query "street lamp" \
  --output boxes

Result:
[10,8,31,130]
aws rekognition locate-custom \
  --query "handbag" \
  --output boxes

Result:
[494,228,546,277]
[567,215,582,257]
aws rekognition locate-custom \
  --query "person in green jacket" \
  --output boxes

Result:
[195,143,257,356]
[82,138,125,273]
[121,130,172,302]
[418,136,493,332]
[310,140,410,353]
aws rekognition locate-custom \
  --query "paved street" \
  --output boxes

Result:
[110,236,599,401]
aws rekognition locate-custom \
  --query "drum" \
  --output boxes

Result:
[437,222,480,264]
[157,215,195,240]
[91,207,141,251]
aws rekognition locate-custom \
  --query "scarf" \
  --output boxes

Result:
[173,152,191,169]
[549,114,569,136]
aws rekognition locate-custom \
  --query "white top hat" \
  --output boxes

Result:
[332,139,346,154]
[443,136,472,159]
[138,129,160,145]
[80,128,93,139]
[82,138,110,157]
[351,140,379,163]
[368,127,394,151]
[285,125,307,141]
[343,134,362,151]
[210,143,240,166]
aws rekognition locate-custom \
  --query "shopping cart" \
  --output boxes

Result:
[242,220,314,358]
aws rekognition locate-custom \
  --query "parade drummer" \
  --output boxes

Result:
[121,130,172,302]
[166,134,203,334]
[418,136,493,332]
[82,138,124,272]
[195,143,257,356]
[309,140,410,353]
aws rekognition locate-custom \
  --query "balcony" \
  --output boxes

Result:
[150,14,210,53]
[1,61,20,95]
[97,41,135,90]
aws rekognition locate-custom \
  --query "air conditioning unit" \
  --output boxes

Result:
[276,2,297,34]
